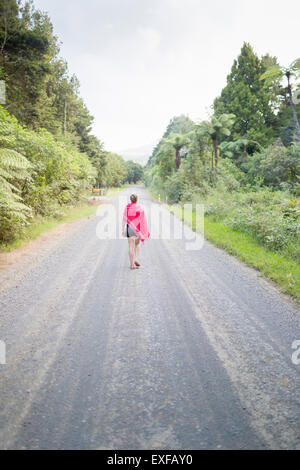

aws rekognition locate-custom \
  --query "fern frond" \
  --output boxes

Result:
[0,149,32,169]
[290,58,300,71]
[0,135,17,147]
[0,166,11,179]
[260,65,282,81]
[0,175,16,194]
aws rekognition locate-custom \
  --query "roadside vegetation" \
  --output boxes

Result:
[168,204,300,301]
[145,43,300,300]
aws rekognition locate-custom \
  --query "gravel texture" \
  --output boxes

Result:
[0,187,299,450]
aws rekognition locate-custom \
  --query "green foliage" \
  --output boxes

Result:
[0,111,33,241]
[227,201,299,256]
[0,0,51,123]
[260,59,300,87]
[144,43,299,295]
[242,142,300,192]
[197,188,300,261]
[219,138,262,167]
[164,168,187,203]
[0,0,102,161]
[126,160,144,184]
[162,132,192,150]
[92,151,127,188]
[197,113,235,171]
[162,131,194,170]
[0,145,33,241]
[0,105,95,241]
[214,43,279,147]
[154,142,175,181]
[0,1,130,244]
[144,165,165,197]
[170,204,300,300]
[198,114,235,140]
[148,115,195,168]
[260,57,300,142]
[104,152,127,187]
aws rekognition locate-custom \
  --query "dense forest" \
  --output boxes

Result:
[145,43,300,267]
[0,0,143,242]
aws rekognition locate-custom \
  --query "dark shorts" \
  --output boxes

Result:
[127,224,138,238]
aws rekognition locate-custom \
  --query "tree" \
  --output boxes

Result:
[0,0,51,123]
[0,0,99,154]
[126,160,144,184]
[97,152,127,187]
[260,59,300,141]
[0,145,33,241]
[214,43,279,147]
[198,114,235,173]
[219,138,262,168]
[153,142,175,181]
[148,114,194,168]
[242,142,300,189]
[162,132,192,169]
[0,104,96,241]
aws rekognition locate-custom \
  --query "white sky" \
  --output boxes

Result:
[34,0,300,154]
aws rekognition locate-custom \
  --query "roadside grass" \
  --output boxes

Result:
[106,185,127,196]
[168,204,300,302]
[149,189,167,202]
[0,186,126,253]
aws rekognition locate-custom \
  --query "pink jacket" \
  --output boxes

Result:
[123,202,150,243]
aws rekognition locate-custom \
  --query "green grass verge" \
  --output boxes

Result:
[106,185,127,196]
[168,204,300,302]
[149,189,166,201]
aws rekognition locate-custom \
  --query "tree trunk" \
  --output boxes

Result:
[0,14,8,57]
[63,99,67,134]
[175,148,181,169]
[213,137,218,175]
[287,74,300,142]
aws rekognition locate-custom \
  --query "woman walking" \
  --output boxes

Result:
[122,193,150,269]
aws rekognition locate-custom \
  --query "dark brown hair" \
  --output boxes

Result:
[130,193,138,203]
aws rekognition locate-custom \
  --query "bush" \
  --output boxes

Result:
[243,142,300,192]
[0,106,96,242]
[217,158,245,192]
[164,169,187,203]
[201,187,300,260]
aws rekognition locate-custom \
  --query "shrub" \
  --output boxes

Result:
[0,106,95,242]
[243,143,300,192]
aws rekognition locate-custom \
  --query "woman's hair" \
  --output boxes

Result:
[130,193,138,203]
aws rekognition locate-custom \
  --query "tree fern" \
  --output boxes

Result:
[0,149,32,169]
[0,148,33,241]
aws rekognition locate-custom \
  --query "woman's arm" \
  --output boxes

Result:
[122,206,127,237]
[122,218,126,237]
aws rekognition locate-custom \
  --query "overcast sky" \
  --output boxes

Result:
[34,0,300,154]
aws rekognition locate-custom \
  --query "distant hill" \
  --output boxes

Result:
[119,142,157,165]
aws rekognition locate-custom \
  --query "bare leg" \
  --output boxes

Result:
[128,238,135,269]
[134,238,140,266]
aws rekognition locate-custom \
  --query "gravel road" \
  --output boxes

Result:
[0,187,299,450]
